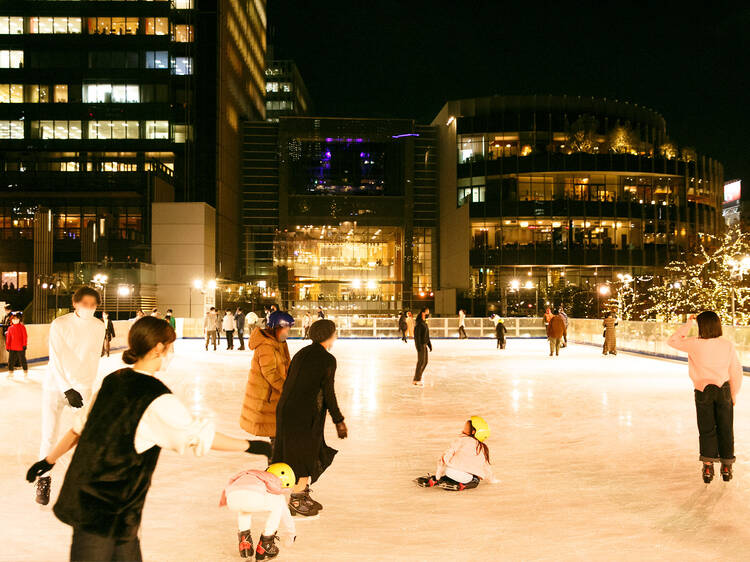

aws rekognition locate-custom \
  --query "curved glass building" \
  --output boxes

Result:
[432,95,724,310]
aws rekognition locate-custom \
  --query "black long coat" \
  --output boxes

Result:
[272,343,344,483]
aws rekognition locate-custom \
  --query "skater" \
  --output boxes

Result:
[151,307,160,317]
[223,309,237,350]
[406,311,415,339]
[241,311,293,440]
[220,463,296,559]
[416,416,494,491]
[495,317,507,349]
[35,286,105,506]
[412,308,432,386]
[165,309,176,330]
[273,319,347,517]
[204,307,218,351]
[6,312,28,379]
[236,308,246,350]
[458,309,468,339]
[546,309,565,357]
[398,311,408,342]
[102,311,115,357]
[316,306,324,319]
[543,307,553,327]
[559,305,569,347]
[602,311,617,355]
[26,316,273,562]
[302,312,312,340]
[667,312,743,483]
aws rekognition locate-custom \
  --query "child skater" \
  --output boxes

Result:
[220,463,297,560]
[667,312,743,483]
[416,416,494,491]
[6,312,28,379]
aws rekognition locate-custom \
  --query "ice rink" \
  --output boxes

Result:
[3,337,750,561]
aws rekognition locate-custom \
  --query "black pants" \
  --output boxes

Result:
[458,326,467,339]
[413,345,429,382]
[237,329,245,349]
[496,337,505,349]
[225,330,234,349]
[8,349,27,371]
[70,528,142,562]
[695,382,735,464]
[400,328,407,342]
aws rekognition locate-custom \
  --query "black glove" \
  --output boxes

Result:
[428,344,433,352]
[23,346,26,351]
[246,440,272,459]
[336,421,348,439]
[26,458,54,482]
[64,388,84,408]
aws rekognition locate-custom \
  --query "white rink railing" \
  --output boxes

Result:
[178,316,549,339]
[568,318,750,369]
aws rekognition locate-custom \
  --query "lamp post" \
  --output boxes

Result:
[597,284,611,317]
[92,273,108,312]
[116,285,132,320]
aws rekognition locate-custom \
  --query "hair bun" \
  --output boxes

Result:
[122,349,138,364]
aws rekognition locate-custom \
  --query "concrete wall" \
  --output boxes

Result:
[569,318,750,369]
[1,319,132,365]
[432,102,470,294]
[152,202,217,318]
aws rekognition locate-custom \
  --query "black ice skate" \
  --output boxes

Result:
[721,464,733,482]
[416,475,439,488]
[289,493,319,517]
[238,530,253,558]
[35,476,51,505]
[304,485,323,511]
[438,476,480,491]
[702,463,714,484]
[255,533,280,560]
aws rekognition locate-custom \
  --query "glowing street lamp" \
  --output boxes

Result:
[509,279,520,291]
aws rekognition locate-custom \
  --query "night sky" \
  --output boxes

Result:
[270,1,750,185]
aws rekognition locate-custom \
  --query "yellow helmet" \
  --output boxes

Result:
[266,463,296,488]
[469,416,490,442]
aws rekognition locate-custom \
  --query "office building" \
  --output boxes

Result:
[265,58,311,121]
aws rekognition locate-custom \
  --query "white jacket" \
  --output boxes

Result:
[222,314,236,331]
[45,312,106,393]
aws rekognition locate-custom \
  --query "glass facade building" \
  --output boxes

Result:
[433,95,724,311]
[242,117,438,314]
[0,0,266,313]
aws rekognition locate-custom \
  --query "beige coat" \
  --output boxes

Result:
[240,327,290,437]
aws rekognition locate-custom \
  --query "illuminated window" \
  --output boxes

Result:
[145,51,168,69]
[172,124,192,143]
[174,0,194,8]
[266,82,279,93]
[145,17,168,35]
[54,84,68,103]
[32,120,81,140]
[25,84,48,103]
[173,24,193,42]
[171,56,192,75]
[88,17,138,35]
[0,84,23,103]
[282,82,292,92]
[0,121,23,139]
[0,16,23,35]
[30,17,81,34]
[88,120,139,140]
[84,83,140,103]
[0,50,23,68]
[144,120,168,139]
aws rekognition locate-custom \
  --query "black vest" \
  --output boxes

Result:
[54,368,170,539]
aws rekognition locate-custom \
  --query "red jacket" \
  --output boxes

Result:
[5,322,27,351]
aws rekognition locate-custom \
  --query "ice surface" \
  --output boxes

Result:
[2,338,750,561]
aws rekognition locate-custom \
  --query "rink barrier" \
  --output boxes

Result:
[0,320,132,366]
[568,318,750,372]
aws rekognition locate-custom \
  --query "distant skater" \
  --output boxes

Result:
[546,309,565,357]
[412,308,432,386]
[398,311,408,342]
[6,312,28,378]
[458,309,468,339]
[558,305,569,348]
[495,318,507,349]
[302,313,312,340]
[406,311,415,339]
[667,312,742,483]
[102,311,115,357]
[602,312,617,355]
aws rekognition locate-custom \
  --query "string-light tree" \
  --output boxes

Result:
[645,226,750,324]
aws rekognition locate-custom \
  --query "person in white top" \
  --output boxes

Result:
[26,316,272,561]
[35,286,105,506]
[222,309,237,350]
[458,309,467,339]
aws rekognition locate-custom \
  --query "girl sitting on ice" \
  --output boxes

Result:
[416,416,493,491]
[220,463,297,560]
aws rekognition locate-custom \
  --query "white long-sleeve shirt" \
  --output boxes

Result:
[222,314,236,331]
[73,370,217,455]
[45,312,106,393]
